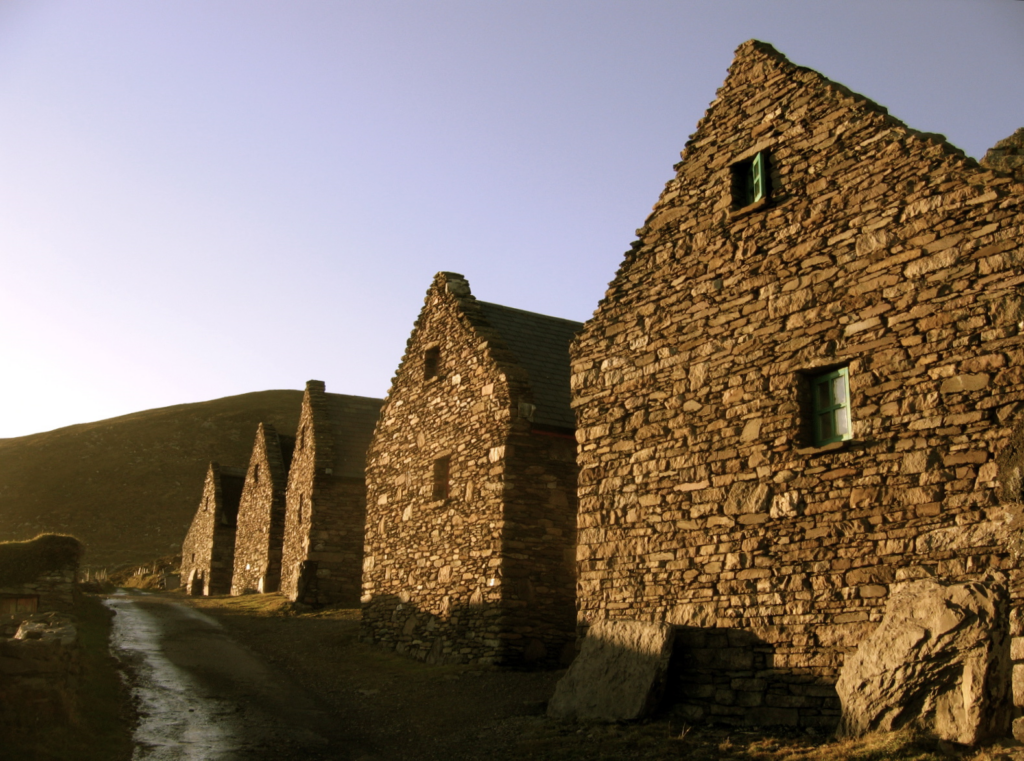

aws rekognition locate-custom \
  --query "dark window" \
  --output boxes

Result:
[731,151,770,208]
[811,367,852,445]
[432,456,451,501]
[424,347,441,381]
[253,463,260,483]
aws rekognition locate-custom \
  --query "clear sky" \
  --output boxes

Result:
[1,1,1021,439]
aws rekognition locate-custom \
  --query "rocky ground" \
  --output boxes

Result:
[174,592,1024,761]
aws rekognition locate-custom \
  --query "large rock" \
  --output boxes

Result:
[836,576,1011,745]
[547,619,674,721]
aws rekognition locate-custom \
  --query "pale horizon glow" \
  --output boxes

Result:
[1,1,1022,438]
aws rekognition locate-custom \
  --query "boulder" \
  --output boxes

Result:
[547,618,674,721]
[836,575,1011,745]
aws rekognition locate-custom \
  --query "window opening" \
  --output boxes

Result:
[812,367,852,445]
[731,151,770,208]
[424,347,441,381]
[432,456,451,501]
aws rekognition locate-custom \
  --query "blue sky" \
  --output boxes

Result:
[1,1,1021,438]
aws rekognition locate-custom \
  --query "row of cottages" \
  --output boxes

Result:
[570,41,1024,727]
[180,385,381,603]
[361,272,582,667]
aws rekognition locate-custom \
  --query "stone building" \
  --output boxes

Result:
[361,272,581,667]
[231,423,295,595]
[280,381,383,606]
[180,462,245,596]
[570,40,1024,727]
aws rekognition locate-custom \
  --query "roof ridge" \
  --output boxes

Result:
[476,299,584,328]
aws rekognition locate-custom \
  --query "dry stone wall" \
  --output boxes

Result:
[180,463,245,596]
[982,128,1024,183]
[0,613,80,733]
[361,272,579,667]
[280,382,382,606]
[0,570,77,616]
[571,40,1024,728]
[232,423,294,595]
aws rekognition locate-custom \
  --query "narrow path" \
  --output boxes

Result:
[105,592,365,761]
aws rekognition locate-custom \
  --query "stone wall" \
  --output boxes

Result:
[0,534,82,616]
[280,382,382,606]
[982,127,1024,183]
[1,568,77,617]
[232,423,295,595]
[179,463,245,596]
[361,273,579,667]
[570,40,1024,727]
[0,613,80,732]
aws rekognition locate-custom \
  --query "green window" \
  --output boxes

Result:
[812,367,851,445]
[751,151,767,203]
[731,151,770,208]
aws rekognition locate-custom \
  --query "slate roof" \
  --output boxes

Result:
[325,394,384,478]
[478,301,582,431]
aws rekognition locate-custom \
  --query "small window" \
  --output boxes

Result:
[252,463,260,483]
[424,347,441,381]
[731,151,770,208]
[432,456,450,501]
[812,367,852,445]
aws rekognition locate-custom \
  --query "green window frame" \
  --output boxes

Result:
[812,367,852,445]
[732,151,770,208]
[750,151,767,203]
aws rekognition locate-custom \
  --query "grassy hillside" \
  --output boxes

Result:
[0,390,305,569]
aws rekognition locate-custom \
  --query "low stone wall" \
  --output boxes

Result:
[669,626,839,729]
[0,569,76,615]
[0,612,81,732]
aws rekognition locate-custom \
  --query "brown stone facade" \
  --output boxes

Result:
[280,382,382,607]
[361,272,580,667]
[570,41,1024,727]
[231,423,295,595]
[180,462,245,596]
[982,127,1024,183]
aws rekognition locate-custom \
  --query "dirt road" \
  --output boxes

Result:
[107,591,1024,761]
[105,592,368,760]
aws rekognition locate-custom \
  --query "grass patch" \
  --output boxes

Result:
[0,534,82,587]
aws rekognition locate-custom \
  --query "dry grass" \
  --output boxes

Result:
[0,533,83,587]
[0,389,304,568]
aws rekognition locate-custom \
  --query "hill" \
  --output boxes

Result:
[0,390,306,569]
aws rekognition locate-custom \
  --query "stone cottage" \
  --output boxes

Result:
[570,40,1024,727]
[279,382,383,606]
[361,272,581,667]
[231,423,295,595]
[180,462,245,596]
